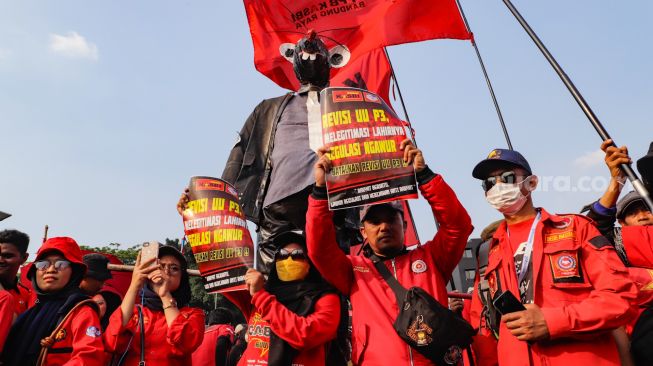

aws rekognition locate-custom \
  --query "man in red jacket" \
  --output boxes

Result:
[0,229,31,317]
[307,139,473,365]
[471,148,637,366]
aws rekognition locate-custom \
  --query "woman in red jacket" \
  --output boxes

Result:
[1,237,104,366]
[226,231,340,366]
[105,245,204,365]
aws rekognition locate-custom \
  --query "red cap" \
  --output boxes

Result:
[35,237,86,271]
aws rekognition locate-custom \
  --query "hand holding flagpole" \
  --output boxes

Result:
[501,0,653,211]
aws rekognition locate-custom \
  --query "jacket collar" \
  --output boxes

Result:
[491,207,559,243]
[297,83,326,94]
[363,243,408,262]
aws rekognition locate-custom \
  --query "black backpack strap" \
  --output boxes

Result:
[475,240,502,338]
[371,255,407,305]
[137,305,145,366]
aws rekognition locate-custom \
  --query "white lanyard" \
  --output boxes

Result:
[507,211,541,284]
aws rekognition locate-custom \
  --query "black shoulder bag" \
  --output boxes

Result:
[373,259,475,366]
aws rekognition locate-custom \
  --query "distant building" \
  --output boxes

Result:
[449,238,482,294]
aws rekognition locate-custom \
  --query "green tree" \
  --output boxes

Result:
[80,243,141,264]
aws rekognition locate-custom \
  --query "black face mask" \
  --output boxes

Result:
[292,31,330,88]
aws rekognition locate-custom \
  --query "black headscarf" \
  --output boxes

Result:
[2,263,87,366]
[140,247,191,312]
[98,291,122,330]
[265,251,334,366]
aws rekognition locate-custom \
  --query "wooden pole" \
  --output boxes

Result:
[107,263,201,277]
[42,225,49,243]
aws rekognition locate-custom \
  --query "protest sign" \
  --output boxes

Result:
[320,87,418,209]
[182,176,254,293]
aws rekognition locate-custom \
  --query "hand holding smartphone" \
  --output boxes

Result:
[140,241,160,268]
[492,290,526,316]
[141,241,162,284]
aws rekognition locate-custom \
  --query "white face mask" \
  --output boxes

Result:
[485,176,533,215]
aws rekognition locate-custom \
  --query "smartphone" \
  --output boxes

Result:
[140,241,160,267]
[492,290,526,315]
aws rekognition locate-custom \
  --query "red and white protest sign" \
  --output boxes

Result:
[320,87,418,209]
[182,176,254,293]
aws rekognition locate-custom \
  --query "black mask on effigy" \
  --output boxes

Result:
[292,30,331,88]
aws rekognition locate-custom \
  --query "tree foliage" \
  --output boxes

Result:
[80,243,141,265]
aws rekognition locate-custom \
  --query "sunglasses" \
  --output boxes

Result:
[34,259,71,271]
[482,171,519,192]
[277,248,307,261]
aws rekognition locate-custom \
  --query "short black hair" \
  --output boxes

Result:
[0,229,30,254]
[208,308,234,326]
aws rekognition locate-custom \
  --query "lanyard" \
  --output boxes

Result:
[507,211,541,284]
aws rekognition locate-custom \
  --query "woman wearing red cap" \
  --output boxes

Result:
[1,237,104,366]
[104,245,204,365]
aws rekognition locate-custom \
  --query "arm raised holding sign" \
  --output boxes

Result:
[309,139,476,365]
[309,138,429,295]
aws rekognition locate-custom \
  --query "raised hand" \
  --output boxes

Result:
[244,268,265,296]
[314,146,333,187]
[400,139,425,173]
[176,188,191,216]
[129,251,158,291]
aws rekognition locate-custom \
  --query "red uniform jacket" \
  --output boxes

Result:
[617,226,653,334]
[622,225,653,268]
[307,174,473,366]
[6,280,31,318]
[41,303,105,366]
[0,290,14,351]
[104,306,205,366]
[191,324,235,366]
[225,289,340,366]
[481,209,637,366]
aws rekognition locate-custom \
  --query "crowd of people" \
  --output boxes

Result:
[1,31,652,366]
[0,138,651,366]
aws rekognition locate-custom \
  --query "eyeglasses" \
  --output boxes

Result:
[34,259,71,271]
[482,171,518,192]
[277,249,307,261]
[160,263,181,274]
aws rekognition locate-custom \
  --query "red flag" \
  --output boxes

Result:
[401,200,420,247]
[244,0,471,91]
[331,48,392,104]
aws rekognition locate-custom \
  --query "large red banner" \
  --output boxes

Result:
[244,0,471,94]
[182,177,254,293]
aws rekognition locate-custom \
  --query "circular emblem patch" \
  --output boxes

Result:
[86,326,101,338]
[557,255,576,270]
[444,345,463,365]
[365,93,379,102]
[552,217,571,229]
[411,260,427,273]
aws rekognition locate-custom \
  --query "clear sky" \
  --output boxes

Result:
[1,1,651,258]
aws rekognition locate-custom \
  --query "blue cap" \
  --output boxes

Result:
[472,148,532,179]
